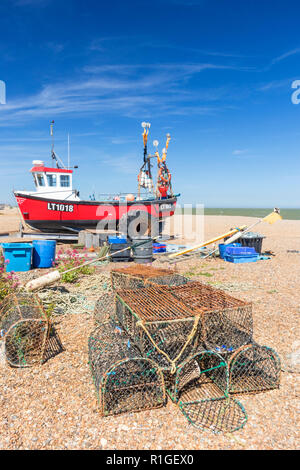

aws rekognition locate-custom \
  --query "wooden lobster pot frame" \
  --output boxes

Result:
[0,293,50,368]
[111,265,188,291]
[167,351,247,433]
[88,323,166,417]
[115,286,202,371]
[168,281,253,354]
[227,343,281,395]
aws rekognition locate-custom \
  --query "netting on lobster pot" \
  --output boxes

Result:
[115,286,202,371]
[94,272,116,325]
[179,397,247,433]
[168,281,253,354]
[111,265,188,290]
[0,293,50,368]
[168,351,229,402]
[227,343,281,395]
[88,323,166,417]
[94,292,116,325]
[167,351,247,433]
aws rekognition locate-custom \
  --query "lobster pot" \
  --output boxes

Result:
[168,282,253,353]
[168,351,229,401]
[178,397,247,433]
[94,292,116,325]
[146,274,189,288]
[94,272,115,325]
[167,351,247,433]
[0,293,50,368]
[227,343,281,395]
[115,286,202,371]
[111,265,188,290]
[88,323,166,417]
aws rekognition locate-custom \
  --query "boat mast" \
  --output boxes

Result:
[142,122,151,178]
[138,122,155,197]
[50,120,55,167]
[49,121,67,169]
[68,133,70,170]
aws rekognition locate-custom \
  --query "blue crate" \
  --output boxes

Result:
[108,236,128,244]
[224,246,259,263]
[219,243,241,259]
[1,243,33,272]
[225,247,257,256]
[224,255,259,263]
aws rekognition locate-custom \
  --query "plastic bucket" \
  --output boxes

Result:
[1,243,33,272]
[132,237,153,264]
[219,243,241,259]
[32,240,57,269]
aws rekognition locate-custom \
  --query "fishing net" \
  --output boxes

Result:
[227,343,281,395]
[115,286,202,371]
[88,323,166,417]
[111,265,188,290]
[168,281,253,353]
[0,293,50,368]
[167,351,247,433]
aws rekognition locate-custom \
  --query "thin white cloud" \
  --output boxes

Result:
[232,149,248,156]
[271,48,300,65]
[257,78,293,92]
[45,42,65,54]
[0,62,235,125]
[100,154,139,175]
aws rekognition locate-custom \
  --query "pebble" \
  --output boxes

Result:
[100,438,107,448]
[0,223,299,450]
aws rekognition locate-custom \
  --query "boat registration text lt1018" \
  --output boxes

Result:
[47,203,74,212]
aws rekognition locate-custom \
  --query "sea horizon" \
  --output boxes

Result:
[175,207,300,220]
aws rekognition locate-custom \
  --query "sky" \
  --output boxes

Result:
[0,0,299,208]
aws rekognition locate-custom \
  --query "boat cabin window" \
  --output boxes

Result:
[47,174,57,187]
[36,173,45,187]
[60,175,70,188]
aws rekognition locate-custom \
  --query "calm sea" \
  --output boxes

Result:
[204,208,300,220]
[176,207,300,220]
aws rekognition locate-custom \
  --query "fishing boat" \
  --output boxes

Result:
[14,123,178,237]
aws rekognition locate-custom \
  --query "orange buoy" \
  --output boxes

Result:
[126,194,135,202]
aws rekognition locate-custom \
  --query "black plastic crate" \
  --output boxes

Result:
[109,243,131,262]
[225,232,265,254]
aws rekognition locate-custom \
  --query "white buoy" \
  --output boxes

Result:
[26,270,61,292]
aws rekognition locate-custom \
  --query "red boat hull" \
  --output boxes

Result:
[14,193,177,232]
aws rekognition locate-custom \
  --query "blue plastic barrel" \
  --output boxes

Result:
[1,243,33,272]
[219,243,241,259]
[32,240,56,269]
